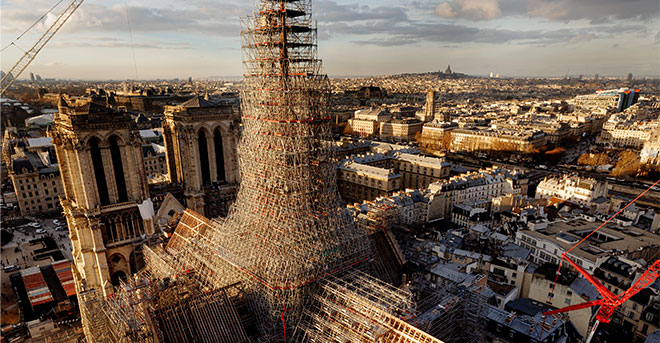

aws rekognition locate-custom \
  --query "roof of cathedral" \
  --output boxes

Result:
[179,96,218,109]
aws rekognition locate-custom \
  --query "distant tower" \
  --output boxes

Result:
[30,72,35,82]
[188,76,193,85]
[51,97,155,296]
[162,96,240,216]
[627,73,633,83]
[489,72,494,78]
[594,74,599,81]
[425,89,435,122]
[445,64,453,74]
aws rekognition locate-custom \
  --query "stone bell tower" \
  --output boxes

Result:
[51,96,155,296]
[162,96,240,217]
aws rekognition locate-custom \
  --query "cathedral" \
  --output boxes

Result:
[50,1,441,342]
[52,93,239,295]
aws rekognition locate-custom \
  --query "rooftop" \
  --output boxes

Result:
[523,219,660,263]
[339,161,400,180]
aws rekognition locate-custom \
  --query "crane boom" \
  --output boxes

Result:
[0,0,84,95]
[614,259,660,305]
[544,258,660,323]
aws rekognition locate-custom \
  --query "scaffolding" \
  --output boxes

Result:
[410,281,487,343]
[76,0,457,341]
[152,0,371,338]
[297,270,442,343]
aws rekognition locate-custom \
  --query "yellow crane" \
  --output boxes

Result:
[0,0,84,95]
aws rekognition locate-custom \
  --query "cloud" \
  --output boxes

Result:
[435,0,502,21]
[50,37,192,50]
[524,0,660,22]
[316,1,408,22]
[423,0,660,22]
[1,1,250,36]
[569,33,597,44]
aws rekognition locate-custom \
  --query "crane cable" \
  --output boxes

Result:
[125,2,139,80]
[0,0,66,53]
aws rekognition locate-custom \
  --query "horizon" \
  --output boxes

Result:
[1,0,659,80]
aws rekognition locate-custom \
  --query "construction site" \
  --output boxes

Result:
[4,0,659,342]
[68,0,484,341]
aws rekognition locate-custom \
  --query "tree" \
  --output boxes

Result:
[611,150,640,178]
[440,133,452,151]
[343,125,354,135]
[578,153,610,166]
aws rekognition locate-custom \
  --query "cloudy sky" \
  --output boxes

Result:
[1,0,658,79]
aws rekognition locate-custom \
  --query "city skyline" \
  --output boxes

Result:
[1,0,659,80]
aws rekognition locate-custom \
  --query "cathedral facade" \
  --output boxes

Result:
[51,96,155,295]
[162,96,240,217]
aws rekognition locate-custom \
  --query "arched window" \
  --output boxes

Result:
[198,130,211,186]
[109,136,128,202]
[214,128,226,182]
[89,137,110,205]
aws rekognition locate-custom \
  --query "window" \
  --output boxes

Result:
[90,137,110,205]
[109,136,128,202]
[564,298,571,305]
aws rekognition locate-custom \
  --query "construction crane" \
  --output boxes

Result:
[543,180,660,343]
[0,0,84,95]
[544,255,660,343]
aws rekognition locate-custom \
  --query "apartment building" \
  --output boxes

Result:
[515,219,659,274]
[392,153,451,189]
[427,167,528,220]
[10,153,63,216]
[641,130,660,165]
[379,119,423,141]
[142,144,168,180]
[337,161,401,204]
[450,128,546,154]
[347,109,392,137]
[536,175,608,206]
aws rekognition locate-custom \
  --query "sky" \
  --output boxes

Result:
[1,0,659,80]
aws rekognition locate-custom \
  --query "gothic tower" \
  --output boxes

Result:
[162,96,240,217]
[51,96,155,296]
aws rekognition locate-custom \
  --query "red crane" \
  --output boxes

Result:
[543,179,660,343]
[544,256,659,342]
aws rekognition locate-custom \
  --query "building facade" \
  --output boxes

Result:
[9,154,63,216]
[338,161,401,204]
[162,96,240,216]
[379,119,423,141]
[450,128,546,154]
[427,167,528,220]
[392,153,451,190]
[51,97,156,296]
[535,175,608,206]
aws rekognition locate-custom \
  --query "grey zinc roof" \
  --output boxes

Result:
[485,305,565,341]
[179,96,217,108]
[501,243,531,260]
[569,276,600,302]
